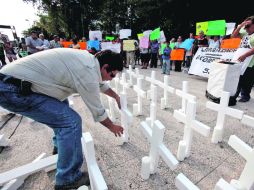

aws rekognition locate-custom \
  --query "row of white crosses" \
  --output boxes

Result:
[0,132,107,190]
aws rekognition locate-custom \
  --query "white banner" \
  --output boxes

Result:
[143,30,152,38]
[101,42,121,53]
[188,47,237,78]
[89,30,102,41]
[159,31,166,43]
[119,29,131,39]
[226,23,236,35]
[232,48,254,75]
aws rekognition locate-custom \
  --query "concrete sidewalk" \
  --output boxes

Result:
[0,65,253,190]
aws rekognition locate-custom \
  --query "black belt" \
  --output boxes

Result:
[0,73,32,95]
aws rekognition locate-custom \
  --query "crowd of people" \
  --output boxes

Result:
[0,16,254,105]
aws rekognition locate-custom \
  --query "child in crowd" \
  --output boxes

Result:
[162,42,171,75]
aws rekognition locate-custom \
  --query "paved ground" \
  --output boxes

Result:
[0,65,254,190]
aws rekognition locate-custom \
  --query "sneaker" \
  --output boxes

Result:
[54,172,90,190]
[52,146,58,155]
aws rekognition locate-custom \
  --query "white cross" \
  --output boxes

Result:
[120,93,133,143]
[227,135,254,190]
[81,132,108,190]
[174,100,210,161]
[175,81,196,114]
[134,68,145,80]
[156,76,175,109]
[241,114,254,129]
[175,173,200,190]
[0,154,57,187]
[0,134,10,147]
[112,73,121,94]
[106,96,117,122]
[214,178,237,190]
[145,71,158,100]
[120,73,131,94]
[133,78,146,116]
[126,65,135,87]
[206,91,244,143]
[140,120,178,179]
[1,153,48,190]
[146,85,157,128]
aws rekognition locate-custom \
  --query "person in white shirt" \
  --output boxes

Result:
[39,33,50,49]
[208,36,220,48]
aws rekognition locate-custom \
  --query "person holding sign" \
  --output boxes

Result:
[0,49,124,189]
[174,36,184,72]
[162,42,171,75]
[192,30,208,56]
[232,16,254,103]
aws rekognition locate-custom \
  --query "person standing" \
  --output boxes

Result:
[174,36,183,72]
[0,49,124,189]
[162,42,171,75]
[39,33,50,49]
[25,31,43,55]
[232,16,254,103]
[50,35,63,49]
[150,40,159,68]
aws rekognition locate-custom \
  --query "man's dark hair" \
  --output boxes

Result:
[245,16,254,24]
[95,50,123,72]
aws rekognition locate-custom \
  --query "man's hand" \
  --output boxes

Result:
[100,117,124,137]
[108,124,124,137]
[238,54,247,62]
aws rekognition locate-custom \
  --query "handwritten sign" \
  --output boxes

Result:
[123,40,135,51]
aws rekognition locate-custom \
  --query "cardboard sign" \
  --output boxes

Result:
[150,27,160,40]
[101,42,121,53]
[61,41,73,48]
[89,31,102,41]
[143,30,152,38]
[207,20,226,36]
[61,41,87,50]
[226,23,236,35]
[180,39,194,51]
[106,36,114,41]
[139,37,149,48]
[159,31,166,42]
[196,22,208,35]
[220,38,241,49]
[78,42,87,50]
[188,47,237,77]
[120,29,131,39]
[137,33,144,39]
[87,40,100,50]
[170,49,185,61]
[123,40,135,51]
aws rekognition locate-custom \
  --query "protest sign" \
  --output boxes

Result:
[220,38,241,49]
[78,42,87,50]
[196,22,208,35]
[123,40,135,51]
[137,33,144,39]
[101,42,121,53]
[120,29,131,39]
[207,20,226,36]
[87,40,100,50]
[150,28,160,40]
[226,23,236,35]
[159,31,166,42]
[160,43,167,55]
[139,37,149,48]
[89,30,102,41]
[106,36,114,41]
[143,30,152,38]
[170,49,185,61]
[180,39,194,51]
[188,47,237,77]
[170,42,175,49]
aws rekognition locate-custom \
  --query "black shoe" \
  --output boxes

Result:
[238,98,250,102]
[54,172,90,190]
[52,146,58,155]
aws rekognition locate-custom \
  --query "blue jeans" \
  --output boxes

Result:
[162,59,170,74]
[0,80,83,185]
